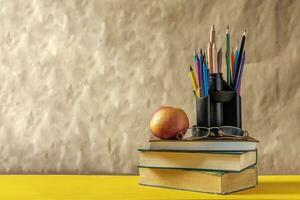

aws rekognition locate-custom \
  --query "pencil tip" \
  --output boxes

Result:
[243,29,247,36]
[189,65,193,71]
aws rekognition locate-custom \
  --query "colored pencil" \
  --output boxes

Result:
[187,26,248,99]
[234,30,247,87]
[234,51,246,91]
[230,48,234,86]
[233,45,239,80]
[194,49,200,88]
[197,57,203,96]
[206,55,210,94]
[210,25,216,44]
[189,66,200,97]
[226,26,231,85]
[193,49,197,68]
[212,42,217,73]
[217,48,222,73]
[200,49,206,96]
[201,52,206,96]
[208,25,215,73]
[203,57,209,96]
[202,53,208,96]
[207,42,213,73]
[199,51,204,97]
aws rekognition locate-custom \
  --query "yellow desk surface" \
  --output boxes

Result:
[0,175,299,200]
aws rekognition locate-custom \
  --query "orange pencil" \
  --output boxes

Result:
[230,49,234,85]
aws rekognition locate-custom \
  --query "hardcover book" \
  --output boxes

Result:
[148,136,259,151]
[139,167,257,194]
[139,149,257,172]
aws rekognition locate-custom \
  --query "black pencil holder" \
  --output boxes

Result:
[195,73,242,130]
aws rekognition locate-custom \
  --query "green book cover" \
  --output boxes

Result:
[138,149,257,172]
[138,164,257,173]
[138,148,255,154]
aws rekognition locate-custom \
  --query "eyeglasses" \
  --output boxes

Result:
[177,126,248,140]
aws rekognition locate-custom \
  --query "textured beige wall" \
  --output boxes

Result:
[0,0,299,174]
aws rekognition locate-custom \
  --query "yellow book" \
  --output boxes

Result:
[139,167,257,194]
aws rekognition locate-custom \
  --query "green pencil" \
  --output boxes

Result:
[226,26,231,85]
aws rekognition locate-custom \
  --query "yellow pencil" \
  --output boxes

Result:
[189,66,200,97]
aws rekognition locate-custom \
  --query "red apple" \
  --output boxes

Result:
[150,106,189,139]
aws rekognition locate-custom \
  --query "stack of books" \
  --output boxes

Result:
[138,137,259,194]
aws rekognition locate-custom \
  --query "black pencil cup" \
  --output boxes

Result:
[195,73,242,130]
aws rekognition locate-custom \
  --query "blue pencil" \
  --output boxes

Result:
[199,54,204,97]
[201,56,206,96]
[234,51,246,92]
[234,30,247,89]
[193,49,197,67]
[200,50,206,96]
[205,56,210,95]
[202,53,208,96]
[233,45,239,82]
[203,61,208,96]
